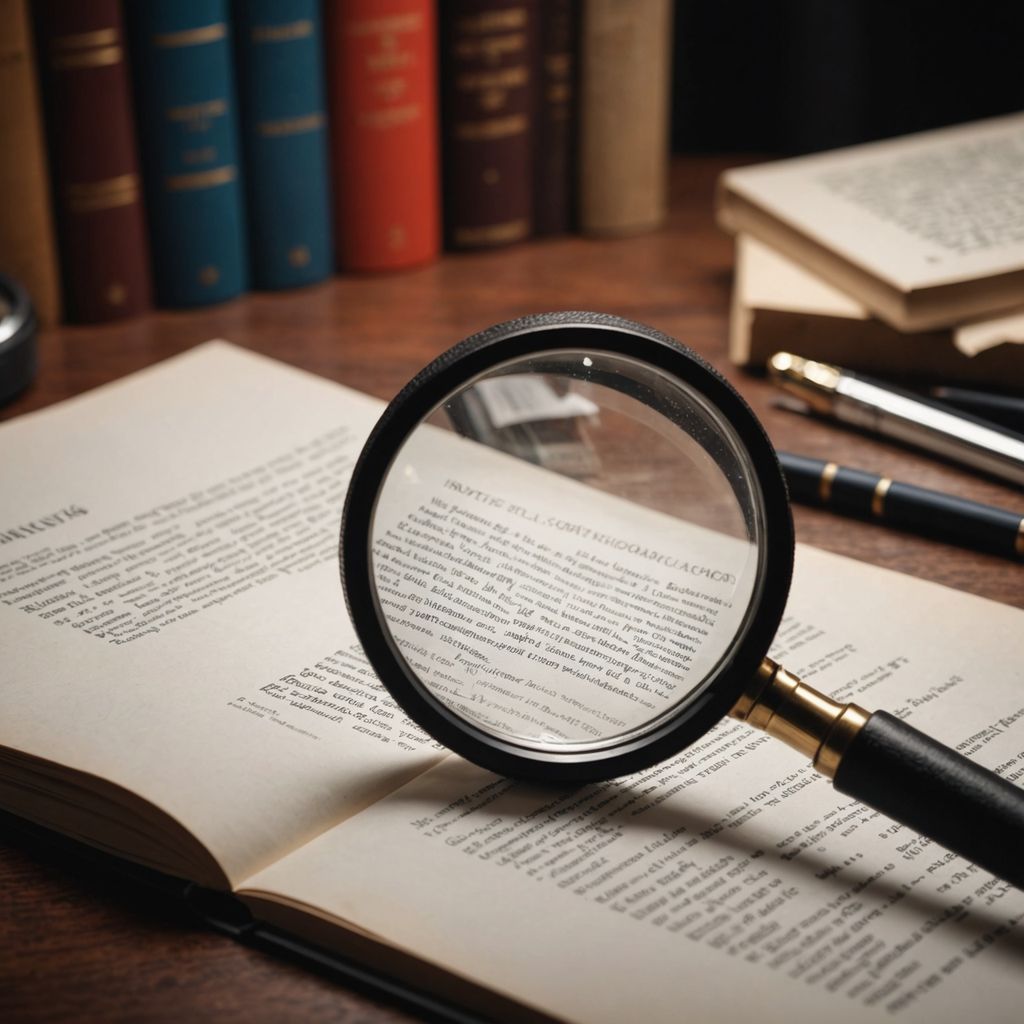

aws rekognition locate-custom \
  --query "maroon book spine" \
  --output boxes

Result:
[533,0,576,236]
[36,0,151,322]
[440,0,538,250]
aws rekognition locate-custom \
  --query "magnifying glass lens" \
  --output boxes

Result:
[369,349,767,754]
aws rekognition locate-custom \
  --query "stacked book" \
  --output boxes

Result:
[717,113,1024,390]
[0,0,674,326]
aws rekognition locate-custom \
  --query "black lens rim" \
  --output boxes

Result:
[341,312,794,783]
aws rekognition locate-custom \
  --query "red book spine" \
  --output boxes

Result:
[325,0,440,271]
[36,0,151,322]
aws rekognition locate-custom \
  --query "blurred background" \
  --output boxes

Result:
[672,0,1024,155]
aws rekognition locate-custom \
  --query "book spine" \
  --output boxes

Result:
[325,0,440,271]
[440,0,537,250]
[233,0,333,289]
[35,0,151,322]
[533,0,576,237]
[577,0,672,235]
[0,0,62,326]
[126,0,247,307]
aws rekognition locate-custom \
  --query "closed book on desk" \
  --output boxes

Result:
[730,234,1024,388]
[717,113,1024,332]
[127,0,247,307]
[577,0,672,235]
[0,0,61,326]
[533,0,576,237]
[234,0,332,289]
[35,0,151,322]
[440,0,537,250]
[325,0,439,271]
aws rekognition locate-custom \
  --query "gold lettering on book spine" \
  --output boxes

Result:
[257,113,325,137]
[358,105,421,129]
[454,32,526,62]
[545,52,570,76]
[545,51,573,109]
[458,63,529,113]
[457,66,529,92]
[51,28,119,50]
[454,220,528,247]
[153,23,227,49]
[251,20,314,43]
[367,50,413,72]
[165,166,237,192]
[64,174,140,213]
[168,99,228,122]
[50,26,122,70]
[454,115,527,141]
[455,9,527,34]
[348,12,423,134]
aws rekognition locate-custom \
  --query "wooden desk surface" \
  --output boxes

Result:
[2,157,1021,1023]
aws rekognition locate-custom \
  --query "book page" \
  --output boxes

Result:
[723,113,1024,292]
[954,310,1024,357]
[0,343,448,886]
[244,544,1024,1024]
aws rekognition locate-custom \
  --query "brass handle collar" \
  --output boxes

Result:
[730,658,871,779]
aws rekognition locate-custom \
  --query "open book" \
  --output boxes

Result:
[717,113,1024,331]
[2,343,1023,1022]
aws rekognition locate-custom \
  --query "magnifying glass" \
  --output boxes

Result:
[341,312,1024,889]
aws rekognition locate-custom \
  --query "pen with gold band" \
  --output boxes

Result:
[778,451,1024,561]
[769,353,1024,488]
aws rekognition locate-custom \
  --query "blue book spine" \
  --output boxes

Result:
[128,0,248,306]
[233,0,332,289]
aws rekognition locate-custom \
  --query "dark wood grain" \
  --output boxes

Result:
[2,157,1021,1023]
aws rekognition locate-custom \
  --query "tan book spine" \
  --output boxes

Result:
[0,0,61,326]
[577,0,672,235]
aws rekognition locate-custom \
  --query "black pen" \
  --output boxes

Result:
[778,451,1024,561]
[769,353,1024,488]
[931,386,1024,435]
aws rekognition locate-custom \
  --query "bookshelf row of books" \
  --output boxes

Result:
[1,0,673,327]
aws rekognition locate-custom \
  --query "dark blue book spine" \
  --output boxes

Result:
[233,0,332,289]
[127,0,247,306]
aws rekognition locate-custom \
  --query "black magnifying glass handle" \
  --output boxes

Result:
[733,659,1024,889]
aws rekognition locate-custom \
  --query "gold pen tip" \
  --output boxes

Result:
[768,351,799,376]
[767,352,841,412]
